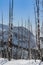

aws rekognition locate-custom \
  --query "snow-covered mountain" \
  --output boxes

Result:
[0,24,36,49]
[0,24,37,59]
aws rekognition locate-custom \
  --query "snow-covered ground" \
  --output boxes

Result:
[0,58,43,65]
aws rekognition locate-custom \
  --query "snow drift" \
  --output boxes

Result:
[0,58,43,65]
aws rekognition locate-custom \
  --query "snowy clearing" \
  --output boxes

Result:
[0,58,43,65]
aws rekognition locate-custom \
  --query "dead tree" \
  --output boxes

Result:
[17,21,20,59]
[28,19,31,59]
[21,18,23,59]
[1,12,4,58]
[36,0,41,59]
[8,0,13,61]
[34,4,38,60]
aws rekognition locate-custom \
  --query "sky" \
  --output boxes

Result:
[0,0,42,33]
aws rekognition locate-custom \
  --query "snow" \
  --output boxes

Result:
[0,58,8,65]
[0,58,43,65]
